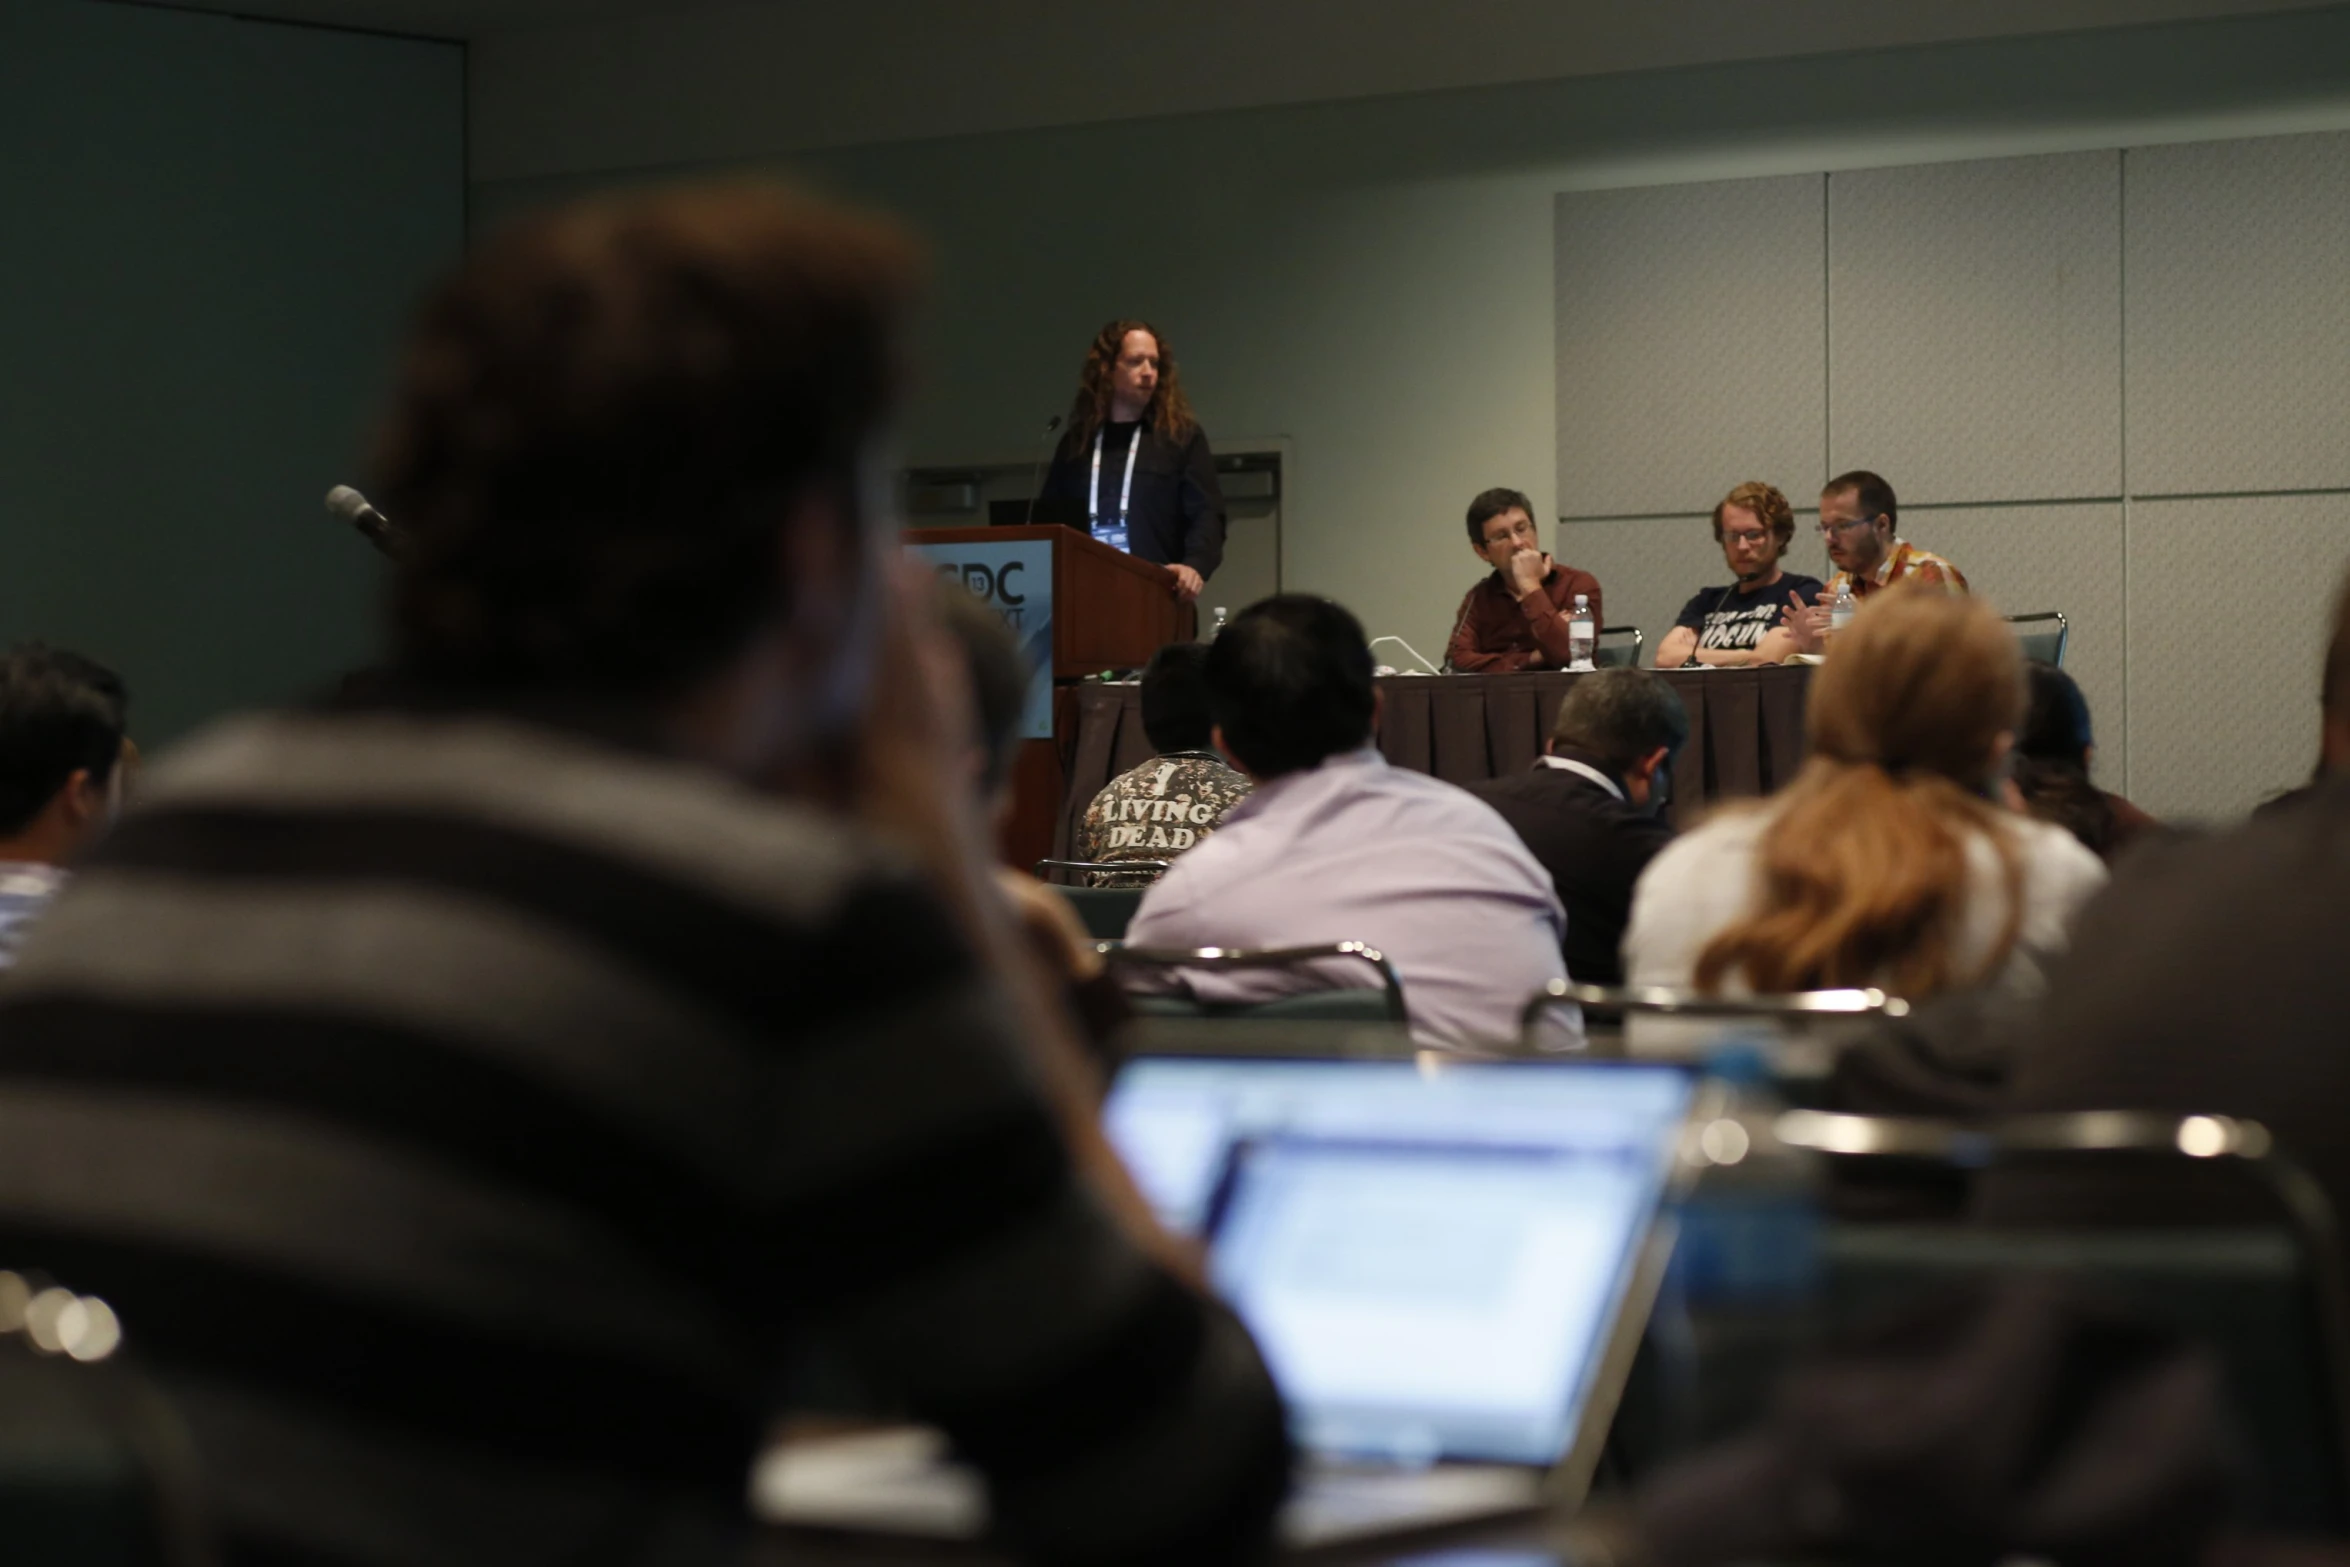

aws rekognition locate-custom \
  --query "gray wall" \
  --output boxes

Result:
[471,6,2350,822]
[0,0,463,746]
[1556,135,2350,820]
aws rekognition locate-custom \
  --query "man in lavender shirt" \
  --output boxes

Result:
[1126,595,1578,1051]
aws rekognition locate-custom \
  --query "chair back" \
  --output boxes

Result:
[1521,980,1908,1066]
[1777,1111,2350,1533]
[1594,625,1644,669]
[1031,860,1169,940]
[2006,611,2069,667]
[1106,942,1408,1025]
[0,1271,212,1566]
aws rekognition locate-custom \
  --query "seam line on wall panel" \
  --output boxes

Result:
[1558,512,1712,525]
[1899,495,2125,512]
[2119,146,2130,799]
[1822,172,1833,488]
[2131,486,2350,502]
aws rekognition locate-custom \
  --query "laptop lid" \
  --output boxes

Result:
[1103,1057,1693,1482]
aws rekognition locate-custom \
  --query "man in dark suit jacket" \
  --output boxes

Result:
[1469,668,1687,985]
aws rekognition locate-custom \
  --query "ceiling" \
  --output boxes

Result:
[126,0,2346,47]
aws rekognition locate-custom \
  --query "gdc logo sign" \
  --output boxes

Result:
[936,559,1029,605]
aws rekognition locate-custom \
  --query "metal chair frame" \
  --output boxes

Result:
[1771,1109,2350,1521]
[1032,858,1170,886]
[2005,610,2070,668]
[1103,942,1409,1024]
[1520,981,1909,1053]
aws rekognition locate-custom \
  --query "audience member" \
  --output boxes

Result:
[1078,640,1250,883]
[2255,571,2350,817]
[2014,662,2159,862]
[1130,594,1573,1049]
[1989,567,2350,1243]
[1624,589,2105,1053]
[935,583,1132,1064]
[0,186,1287,1567]
[1784,471,1967,652]
[1655,483,1825,668]
[1444,487,1605,672]
[0,643,128,966]
[1469,669,1686,985]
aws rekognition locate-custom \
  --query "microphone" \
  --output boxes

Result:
[325,485,409,560]
[1438,586,1480,673]
[1021,414,1066,527]
[1369,635,1443,676]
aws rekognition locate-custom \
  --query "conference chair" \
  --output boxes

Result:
[2006,611,2069,667]
[0,1272,210,1566]
[1031,859,1170,941]
[1520,980,1910,1077]
[1768,1110,2350,1533]
[1104,941,1408,1025]
[1595,626,1644,670]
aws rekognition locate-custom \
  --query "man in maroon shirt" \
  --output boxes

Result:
[1444,487,1605,672]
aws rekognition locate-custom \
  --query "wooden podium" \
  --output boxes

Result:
[906,525,1191,869]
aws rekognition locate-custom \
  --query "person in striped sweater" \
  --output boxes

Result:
[0,183,1287,1567]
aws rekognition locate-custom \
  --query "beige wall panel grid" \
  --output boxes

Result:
[2126,494,2348,821]
[1827,152,2122,504]
[1896,504,2128,789]
[1555,176,1826,520]
[2125,131,2350,496]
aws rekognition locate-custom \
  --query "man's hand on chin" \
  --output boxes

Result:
[1507,548,1550,598]
[1168,563,1204,601]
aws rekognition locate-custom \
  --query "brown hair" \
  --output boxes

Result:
[2324,566,2350,725]
[1710,481,1795,548]
[376,182,919,691]
[1066,319,1198,448]
[1694,588,2028,999]
[1823,469,1898,530]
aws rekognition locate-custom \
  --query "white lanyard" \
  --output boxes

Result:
[1089,426,1142,528]
[1536,755,1626,802]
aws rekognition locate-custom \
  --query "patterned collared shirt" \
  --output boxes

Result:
[1078,751,1252,885]
[1828,538,1969,599]
[0,862,67,970]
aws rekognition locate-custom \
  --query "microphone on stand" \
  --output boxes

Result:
[325,485,409,561]
[1021,414,1066,527]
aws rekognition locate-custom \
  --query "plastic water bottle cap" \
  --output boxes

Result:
[1573,594,1588,608]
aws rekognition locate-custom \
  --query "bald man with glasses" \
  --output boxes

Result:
[1783,469,1967,652]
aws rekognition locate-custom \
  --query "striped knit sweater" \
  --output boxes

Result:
[0,703,1288,1567]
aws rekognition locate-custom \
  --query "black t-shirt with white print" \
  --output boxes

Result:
[1673,573,1826,654]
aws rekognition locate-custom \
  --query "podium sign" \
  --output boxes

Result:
[909,536,1054,739]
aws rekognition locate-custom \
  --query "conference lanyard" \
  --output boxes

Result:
[1089,426,1141,553]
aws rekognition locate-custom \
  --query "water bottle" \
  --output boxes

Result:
[1567,594,1596,671]
[1828,579,1856,638]
[1207,606,1228,641]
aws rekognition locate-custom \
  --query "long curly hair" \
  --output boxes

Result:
[1066,319,1198,448]
[1694,588,2028,1000]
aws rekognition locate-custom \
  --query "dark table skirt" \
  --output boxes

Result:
[1054,664,1814,855]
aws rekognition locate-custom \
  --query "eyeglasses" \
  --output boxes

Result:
[1815,514,1881,538]
[1722,530,1772,547]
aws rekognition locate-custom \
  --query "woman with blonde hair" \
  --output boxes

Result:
[1621,588,2106,1050]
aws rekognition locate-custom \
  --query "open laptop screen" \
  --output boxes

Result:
[1103,1058,1692,1467]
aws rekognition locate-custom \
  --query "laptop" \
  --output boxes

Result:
[757,1056,1696,1551]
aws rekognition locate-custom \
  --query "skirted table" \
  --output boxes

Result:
[1053,664,1815,855]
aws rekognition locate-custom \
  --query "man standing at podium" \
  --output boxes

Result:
[1039,319,1225,603]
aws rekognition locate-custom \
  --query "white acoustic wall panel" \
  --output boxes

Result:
[1556,176,1825,519]
[1828,153,2121,504]
[2126,132,2350,496]
[1899,505,2128,789]
[2126,495,2349,822]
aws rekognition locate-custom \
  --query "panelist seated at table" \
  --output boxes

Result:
[1036,318,1225,603]
[1444,486,1604,672]
[1129,594,1573,1051]
[1784,469,1968,651]
[1655,481,1825,669]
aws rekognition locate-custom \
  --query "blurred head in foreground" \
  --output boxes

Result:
[372,181,918,774]
[1697,587,2027,998]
